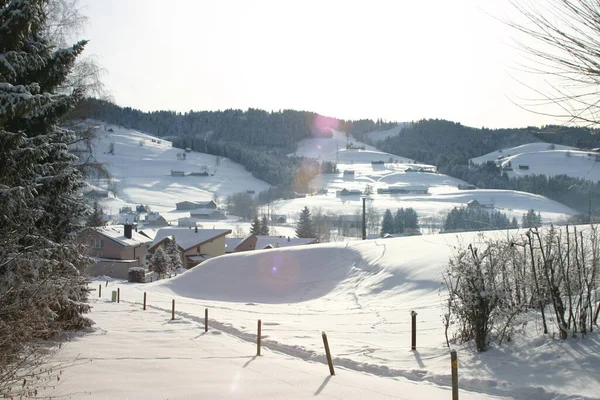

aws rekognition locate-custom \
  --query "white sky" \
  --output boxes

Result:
[80,0,562,128]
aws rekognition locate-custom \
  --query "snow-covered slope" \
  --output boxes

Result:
[362,123,408,143]
[76,228,600,400]
[89,123,270,214]
[471,142,600,181]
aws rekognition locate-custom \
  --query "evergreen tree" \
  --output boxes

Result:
[394,209,405,234]
[295,206,316,238]
[259,215,270,235]
[165,237,183,271]
[381,209,394,236]
[0,0,92,366]
[87,200,104,227]
[250,216,261,235]
[151,247,169,276]
[522,209,542,228]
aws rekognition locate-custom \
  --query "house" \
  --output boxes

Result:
[226,235,317,253]
[85,224,152,279]
[171,170,185,177]
[457,184,477,190]
[189,208,226,219]
[144,212,169,227]
[84,189,108,199]
[518,165,530,170]
[338,188,362,196]
[175,200,217,211]
[189,171,209,177]
[466,199,481,208]
[150,227,232,269]
[270,214,287,224]
[371,160,385,165]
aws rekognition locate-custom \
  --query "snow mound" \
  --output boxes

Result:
[149,236,458,304]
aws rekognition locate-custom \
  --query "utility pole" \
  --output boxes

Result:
[362,197,367,240]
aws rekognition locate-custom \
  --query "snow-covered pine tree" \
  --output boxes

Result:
[151,247,169,276]
[0,0,93,387]
[165,237,183,272]
[295,206,316,238]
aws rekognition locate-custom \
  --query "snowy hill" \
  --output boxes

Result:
[362,122,409,143]
[87,122,270,213]
[57,229,600,399]
[471,142,600,181]
[88,123,579,233]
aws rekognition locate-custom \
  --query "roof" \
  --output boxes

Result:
[255,235,317,249]
[138,228,157,240]
[225,237,245,250]
[152,228,232,251]
[94,225,153,247]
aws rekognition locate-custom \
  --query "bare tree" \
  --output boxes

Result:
[509,0,600,125]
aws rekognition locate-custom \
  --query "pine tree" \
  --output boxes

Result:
[394,209,405,234]
[295,206,316,238]
[0,0,92,366]
[259,215,269,235]
[87,200,104,227]
[381,209,394,236]
[151,247,169,276]
[165,237,183,271]
[250,216,261,235]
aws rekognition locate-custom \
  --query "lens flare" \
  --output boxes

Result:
[312,115,338,137]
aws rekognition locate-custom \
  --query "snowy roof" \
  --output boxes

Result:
[225,237,245,250]
[255,236,316,249]
[152,228,232,251]
[138,228,157,240]
[94,225,152,247]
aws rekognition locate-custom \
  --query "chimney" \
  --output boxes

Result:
[124,223,133,239]
[195,225,198,233]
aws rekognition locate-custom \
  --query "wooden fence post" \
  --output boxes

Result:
[257,319,262,356]
[98,284,101,297]
[171,299,175,320]
[411,310,417,350]
[204,308,208,332]
[143,292,147,310]
[451,350,458,400]
[105,280,108,287]
[117,288,120,303]
[322,332,335,376]
[150,275,153,283]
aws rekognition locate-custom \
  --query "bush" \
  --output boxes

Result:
[128,267,146,283]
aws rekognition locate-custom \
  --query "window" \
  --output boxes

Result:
[93,239,104,249]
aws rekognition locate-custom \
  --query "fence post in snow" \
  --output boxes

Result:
[117,288,120,303]
[171,299,175,320]
[98,284,101,297]
[322,332,335,376]
[106,280,108,287]
[143,292,147,310]
[411,310,417,350]
[451,350,458,400]
[205,308,208,332]
[257,319,262,356]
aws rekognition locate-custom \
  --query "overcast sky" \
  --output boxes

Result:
[79,0,562,128]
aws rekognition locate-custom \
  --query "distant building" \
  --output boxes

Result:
[270,214,287,224]
[457,184,477,190]
[144,212,169,227]
[189,208,226,219]
[518,165,529,170]
[171,170,185,177]
[176,200,218,211]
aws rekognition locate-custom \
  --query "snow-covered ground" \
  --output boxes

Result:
[89,124,579,233]
[471,142,600,182]
[53,229,600,399]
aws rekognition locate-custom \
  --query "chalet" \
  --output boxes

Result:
[189,208,226,219]
[405,167,416,172]
[518,165,530,170]
[466,199,481,208]
[171,170,185,177]
[85,224,152,279]
[143,212,169,227]
[270,214,287,224]
[338,188,362,196]
[175,200,217,211]
[150,227,232,269]
[84,189,108,199]
[457,184,477,190]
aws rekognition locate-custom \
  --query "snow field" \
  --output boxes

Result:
[81,230,600,399]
